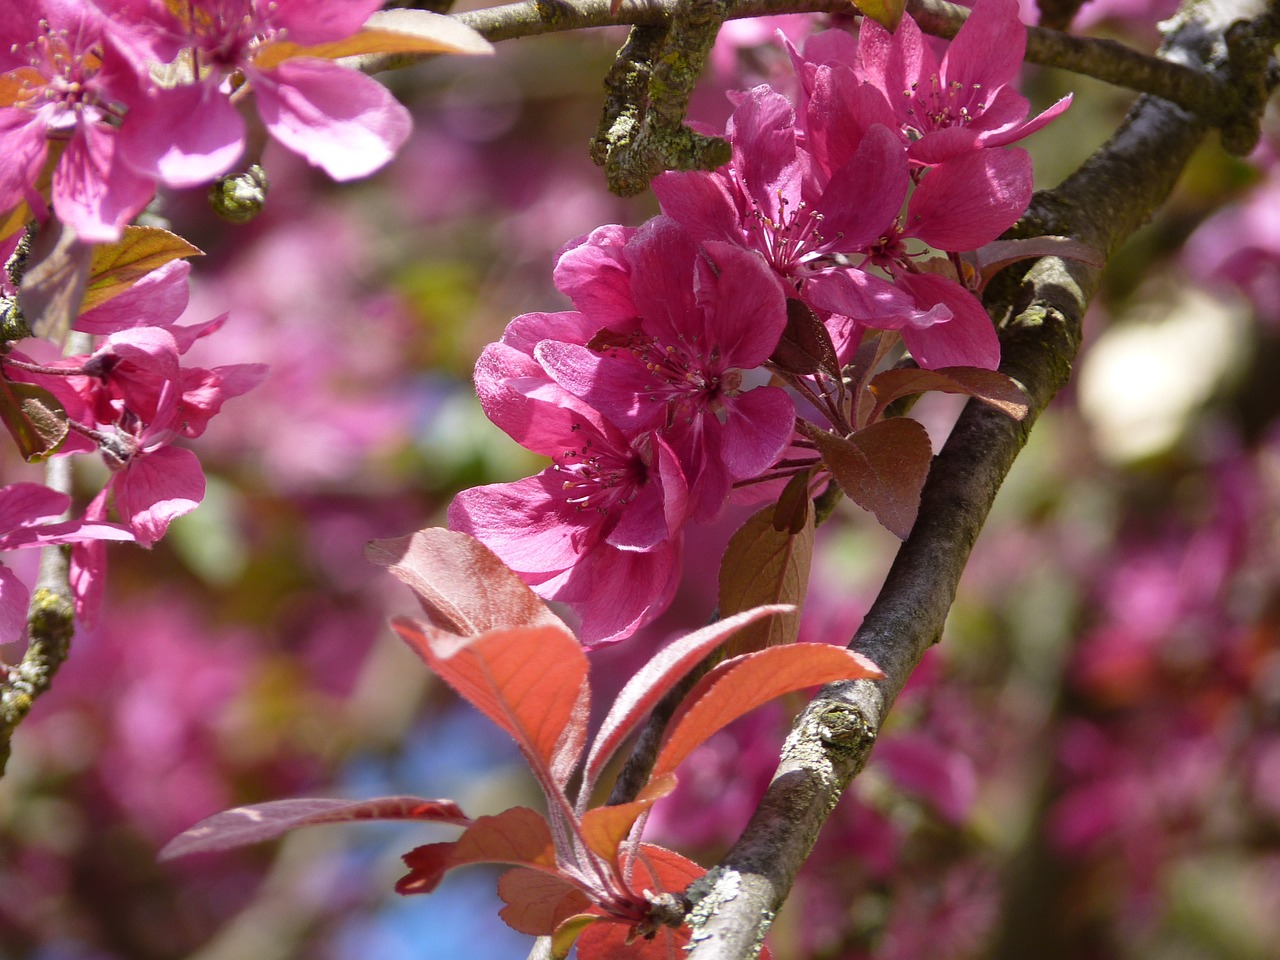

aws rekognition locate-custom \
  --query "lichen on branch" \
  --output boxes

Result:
[589,0,735,195]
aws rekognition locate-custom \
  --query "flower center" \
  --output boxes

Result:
[9,20,116,128]
[902,73,990,137]
[747,193,825,273]
[552,427,647,516]
[173,0,278,68]
[861,223,908,271]
[596,328,733,428]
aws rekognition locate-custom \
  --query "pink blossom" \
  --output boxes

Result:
[654,85,1004,369]
[849,0,1071,165]
[0,1,156,240]
[448,361,688,645]
[111,0,410,184]
[547,217,794,520]
[104,435,206,546]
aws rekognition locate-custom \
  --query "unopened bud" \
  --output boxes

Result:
[209,164,269,224]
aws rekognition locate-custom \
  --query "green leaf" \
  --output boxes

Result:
[551,914,601,960]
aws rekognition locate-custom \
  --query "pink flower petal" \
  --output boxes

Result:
[53,123,156,242]
[0,109,48,214]
[553,226,641,328]
[0,483,71,532]
[75,260,192,335]
[117,79,244,187]
[113,444,206,546]
[268,0,383,45]
[718,386,796,479]
[941,0,1026,94]
[695,241,789,367]
[651,171,742,246]
[815,124,908,253]
[251,59,411,181]
[448,474,596,576]
[548,538,683,647]
[906,148,1032,251]
[896,272,1001,370]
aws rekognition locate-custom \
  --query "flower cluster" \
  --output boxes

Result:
[450,0,1065,644]
[0,0,486,241]
[0,0,491,642]
[1,237,266,631]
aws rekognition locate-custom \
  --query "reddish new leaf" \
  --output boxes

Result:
[867,366,1030,423]
[579,774,676,865]
[805,418,933,539]
[651,644,884,780]
[399,807,557,896]
[581,605,793,795]
[396,841,459,895]
[847,330,901,428]
[368,528,565,637]
[498,868,592,935]
[158,796,471,861]
[772,468,815,535]
[391,618,589,794]
[717,501,814,657]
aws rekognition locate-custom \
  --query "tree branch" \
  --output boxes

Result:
[428,0,1265,140]
[679,0,1264,956]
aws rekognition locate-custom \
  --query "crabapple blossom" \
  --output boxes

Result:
[0,1,156,240]
[107,0,411,184]
[449,341,688,645]
[546,216,794,520]
[654,85,1008,369]
[816,0,1072,165]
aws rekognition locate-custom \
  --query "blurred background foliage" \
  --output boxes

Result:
[2,2,1280,959]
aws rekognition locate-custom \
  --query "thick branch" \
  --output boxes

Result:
[679,0,1263,956]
